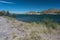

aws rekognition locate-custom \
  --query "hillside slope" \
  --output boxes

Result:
[41,8,60,14]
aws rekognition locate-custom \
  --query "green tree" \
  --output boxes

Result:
[12,13,16,18]
[0,10,6,16]
[6,11,10,15]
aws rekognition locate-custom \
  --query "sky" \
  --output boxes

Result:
[0,0,60,14]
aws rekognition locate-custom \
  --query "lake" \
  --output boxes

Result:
[16,14,60,22]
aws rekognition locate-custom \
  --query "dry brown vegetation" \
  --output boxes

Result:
[3,16,60,40]
[0,9,60,40]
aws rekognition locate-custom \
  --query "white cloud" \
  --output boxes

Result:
[0,1,14,4]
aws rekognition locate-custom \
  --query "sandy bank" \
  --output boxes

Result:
[0,16,60,40]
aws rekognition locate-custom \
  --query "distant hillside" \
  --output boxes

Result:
[41,8,60,14]
[27,8,60,15]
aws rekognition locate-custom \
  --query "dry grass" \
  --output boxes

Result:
[2,16,60,40]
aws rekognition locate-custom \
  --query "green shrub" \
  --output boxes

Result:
[41,18,59,29]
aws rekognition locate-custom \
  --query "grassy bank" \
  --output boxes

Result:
[0,16,60,40]
[7,17,60,40]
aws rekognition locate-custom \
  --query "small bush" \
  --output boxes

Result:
[41,18,59,29]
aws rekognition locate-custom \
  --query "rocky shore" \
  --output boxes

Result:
[0,16,60,40]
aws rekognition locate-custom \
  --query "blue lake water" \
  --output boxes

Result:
[16,14,60,22]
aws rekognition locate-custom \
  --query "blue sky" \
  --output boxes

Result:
[0,0,60,14]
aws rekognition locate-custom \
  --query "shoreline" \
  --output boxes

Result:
[0,16,60,40]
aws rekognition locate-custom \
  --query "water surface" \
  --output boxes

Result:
[16,14,60,22]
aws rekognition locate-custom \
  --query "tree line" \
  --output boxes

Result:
[0,10,16,17]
